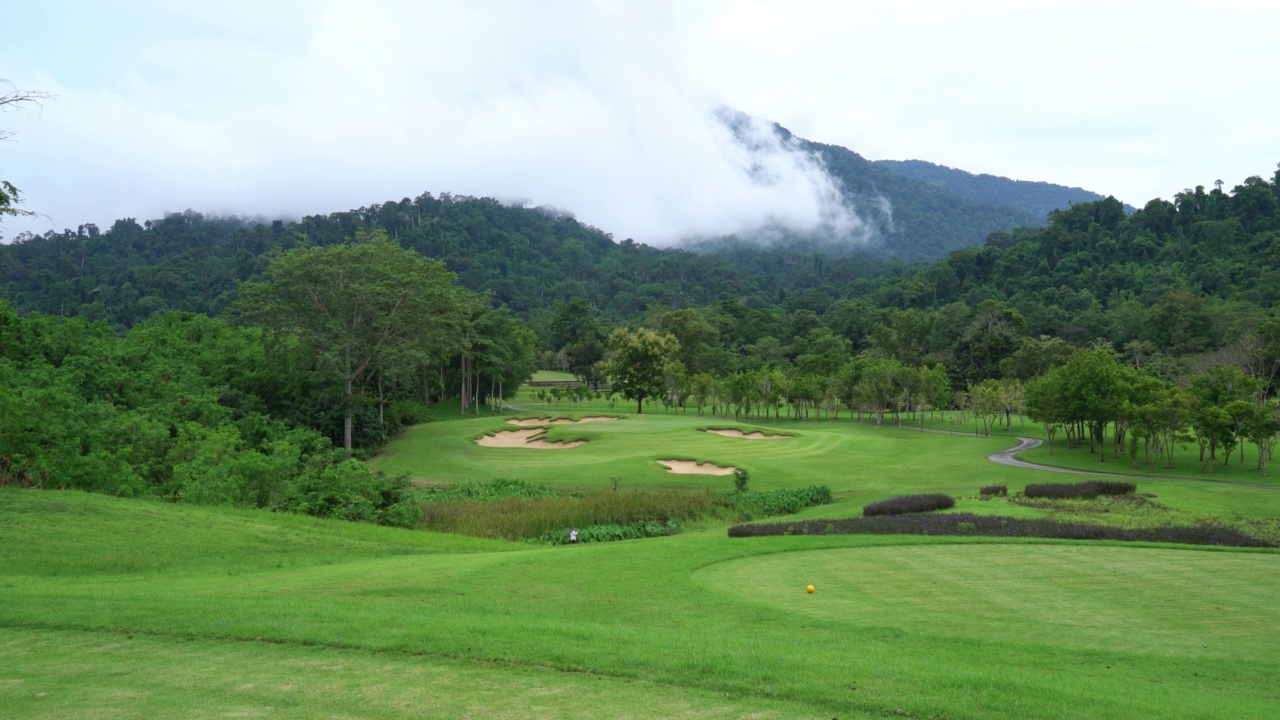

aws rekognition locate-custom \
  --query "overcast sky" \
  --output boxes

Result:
[3,0,1278,245]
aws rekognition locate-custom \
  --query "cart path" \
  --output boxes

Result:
[987,433,1279,490]
[872,420,1280,490]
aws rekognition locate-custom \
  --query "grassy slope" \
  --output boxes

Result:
[5,410,1280,719]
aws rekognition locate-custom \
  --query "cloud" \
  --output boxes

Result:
[0,0,867,247]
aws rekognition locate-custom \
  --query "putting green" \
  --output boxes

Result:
[696,543,1280,657]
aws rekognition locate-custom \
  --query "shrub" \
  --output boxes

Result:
[733,468,751,493]
[980,484,1008,497]
[863,493,955,517]
[1024,481,1136,500]
[727,513,1273,548]
[731,485,833,520]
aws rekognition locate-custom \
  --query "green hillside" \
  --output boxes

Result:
[876,158,1122,220]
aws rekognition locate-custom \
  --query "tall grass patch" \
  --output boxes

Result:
[415,479,833,541]
[421,488,727,540]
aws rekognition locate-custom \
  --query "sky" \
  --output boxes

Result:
[2,0,1278,245]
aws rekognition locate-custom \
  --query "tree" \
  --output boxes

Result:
[602,327,679,414]
[1,79,53,221]
[234,229,461,450]
[656,308,722,375]
[1056,349,1132,461]
[550,299,606,387]
[1026,371,1066,453]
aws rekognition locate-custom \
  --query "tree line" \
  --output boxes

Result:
[0,230,539,523]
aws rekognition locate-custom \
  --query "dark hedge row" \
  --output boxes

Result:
[727,512,1274,548]
[980,484,1008,497]
[1024,481,1136,500]
[863,493,955,517]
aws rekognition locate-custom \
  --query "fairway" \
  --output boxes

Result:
[7,414,1280,719]
[698,544,1280,657]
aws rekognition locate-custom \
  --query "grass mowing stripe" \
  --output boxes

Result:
[0,627,835,720]
[696,544,1280,657]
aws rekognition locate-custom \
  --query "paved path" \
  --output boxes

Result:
[857,419,1280,490]
[984,433,1280,490]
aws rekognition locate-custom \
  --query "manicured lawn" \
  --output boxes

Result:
[5,411,1280,719]
[531,369,579,382]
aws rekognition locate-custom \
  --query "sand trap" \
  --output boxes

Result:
[475,428,586,449]
[506,416,620,427]
[658,459,738,475]
[703,428,792,440]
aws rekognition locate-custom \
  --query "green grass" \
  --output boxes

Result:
[0,628,823,719]
[6,408,1280,718]
[698,543,1278,657]
[863,408,1280,487]
[530,369,579,382]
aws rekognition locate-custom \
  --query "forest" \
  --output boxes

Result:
[3,166,1280,519]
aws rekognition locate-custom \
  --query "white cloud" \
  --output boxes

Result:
[1,0,866,246]
[3,0,1279,243]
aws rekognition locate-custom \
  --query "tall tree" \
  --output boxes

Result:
[550,298,607,387]
[602,327,679,414]
[234,229,461,450]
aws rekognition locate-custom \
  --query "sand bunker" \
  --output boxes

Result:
[658,459,738,475]
[703,428,792,440]
[506,416,619,427]
[475,428,586,449]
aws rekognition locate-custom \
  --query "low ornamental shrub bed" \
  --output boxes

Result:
[980,484,1008,497]
[1024,481,1136,500]
[726,513,1275,548]
[863,493,955,517]
[538,520,679,545]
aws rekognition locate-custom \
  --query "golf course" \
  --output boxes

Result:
[4,403,1278,719]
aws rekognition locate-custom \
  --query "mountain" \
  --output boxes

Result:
[875,158,1128,220]
[743,121,1119,262]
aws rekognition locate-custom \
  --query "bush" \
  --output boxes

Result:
[733,468,751,493]
[1024,481,1136,500]
[727,513,1274,548]
[980,484,1008,497]
[730,485,833,520]
[863,493,955,517]
[273,460,416,526]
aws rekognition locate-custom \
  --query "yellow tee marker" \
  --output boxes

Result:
[806,584,815,594]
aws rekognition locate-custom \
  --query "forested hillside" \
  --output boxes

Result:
[0,194,897,332]
[4,165,1280,518]
[875,158,1119,221]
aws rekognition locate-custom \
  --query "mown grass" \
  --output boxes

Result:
[864,407,1280,486]
[7,407,1280,719]
[4,486,1280,719]
[0,627,825,720]
[375,408,1280,524]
